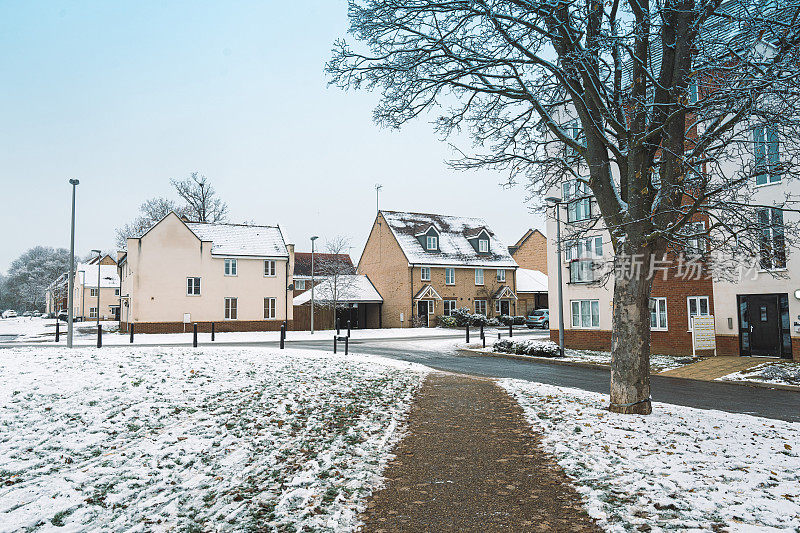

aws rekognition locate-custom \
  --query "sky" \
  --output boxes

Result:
[0,1,545,273]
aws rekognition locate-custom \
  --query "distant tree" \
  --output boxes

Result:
[171,172,228,224]
[114,197,187,248]
[315,237,358,318]
[5,247,72,311]
[0,274,8,310]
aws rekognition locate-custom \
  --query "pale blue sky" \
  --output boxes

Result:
[0,1,543,272]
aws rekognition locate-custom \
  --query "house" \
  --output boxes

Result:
[292,274,383,330]
[516,268,548,317]
[509,229,548,274]
[45,256,120,320]
[358,210,519,327]
[291,253,355,296]
[118,212,294,333]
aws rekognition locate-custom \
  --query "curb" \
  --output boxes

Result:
[461,348,800,393]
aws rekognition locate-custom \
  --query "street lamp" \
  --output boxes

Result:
[310,236,319,334]
[545,196,565,358]
[67,179,79,348]
[92,249,101,347]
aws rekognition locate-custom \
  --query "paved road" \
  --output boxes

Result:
[284,335,800,423]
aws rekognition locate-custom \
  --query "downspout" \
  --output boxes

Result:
[409,264,414,328]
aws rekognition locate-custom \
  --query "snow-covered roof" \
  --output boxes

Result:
[380,210,518,268]
[516,268,548,293]
[78,264,120,288]
[185,222,288,258]
[293,275,383,305]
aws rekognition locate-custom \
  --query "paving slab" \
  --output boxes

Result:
[659,356,782,381]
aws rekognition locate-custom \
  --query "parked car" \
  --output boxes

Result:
[57,312,68,322]
[525,309,549,329]
[22,311,32,317]
[2,310,18,319]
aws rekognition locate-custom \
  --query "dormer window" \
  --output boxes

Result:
[478,239,489,253]
[426,235,438,250]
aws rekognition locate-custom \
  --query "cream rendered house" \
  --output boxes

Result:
[118,213,294,333]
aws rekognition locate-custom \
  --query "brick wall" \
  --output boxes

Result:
[511,230,548,274]
[120,320,289,334]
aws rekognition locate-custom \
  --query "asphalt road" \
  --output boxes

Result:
[284,335,800,423]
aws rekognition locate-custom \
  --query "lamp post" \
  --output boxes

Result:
[310,235,319,334]
[92,249,101,346]
[66,179,80,348]
[545,196,565,358]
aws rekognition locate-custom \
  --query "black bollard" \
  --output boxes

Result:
[333,335,338,354]
[211,322,215,342]
[347,320,351,338]
[129,323,134,343]
[466,324,470,343]
[193,323,198,347]
[509,323,513,338]
[344,336,349,355]
[280,323,285,349]
[336,318,341,335]
[480,323,484,339]
[97,324,102,348]
[498,331,501,340]
[55,320,60,343]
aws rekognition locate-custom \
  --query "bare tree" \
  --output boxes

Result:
[171,172,229,223]
[315,237,359,321]
[5,247,72,311]
[114,197,187,248]
[328,0,800,413]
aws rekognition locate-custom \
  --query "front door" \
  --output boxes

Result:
[499,300,511,316]
[748,295,781,356]
[417,300,430,327]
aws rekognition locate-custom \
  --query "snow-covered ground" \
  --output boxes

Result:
[501,379,800,532]
[0,346,429,531]
[0,317,536,346]
[718,360,800,387]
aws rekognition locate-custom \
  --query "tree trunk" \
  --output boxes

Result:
[609,253,653,415]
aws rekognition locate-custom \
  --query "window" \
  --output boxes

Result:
[687,296,710,331]
[475,300,487,316]
[421,267,431,281]
[688,77,698,104]
[478,239,489,253]
[89,307,98,318]
[562,180,593,222]
[649,297,668,330]
[264,260,276,277]
[90,288,98,297]
[566,119,586,156]
[758,208,786,270]
[426,235,438,250]
[565,237,602,261]
[443,299,458,316]
[496,269,506,282]
[295,279,306,291]
[264,297,276,319]
[685,221,707,256]
[569,260,595,283]
[224,259,237,276]
[445,268,455,285]
[753,124,781,185]
[475,268,484,285]
[187,277,201,296]
[571,300,599,328]
[225,297,238,320]
[114,289,120,296]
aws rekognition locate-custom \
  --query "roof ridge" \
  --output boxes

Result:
[381,209,487,222]
[185,220,280,229]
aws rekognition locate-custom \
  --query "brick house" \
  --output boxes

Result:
[118,212,294,333]
[291,253,355,296]
[358,210,519,328]
[46,254,120,321]
[509,229,548,274]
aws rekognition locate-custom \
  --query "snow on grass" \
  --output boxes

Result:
[0,346,428,531]
[500,379,800,532]
[718,360,800,387]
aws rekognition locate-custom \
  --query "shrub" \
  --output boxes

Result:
[513,315,526,325]
[436,315,458,328]
[497,314,514,326]
[450,307,488,327]
[486,317,500,326]
[493,339,561,358]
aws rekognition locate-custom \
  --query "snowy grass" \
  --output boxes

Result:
[718,360,800,387]
[500,379,800,532]
[0,346,428,531]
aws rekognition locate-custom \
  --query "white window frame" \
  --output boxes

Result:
[225,297,238,320]
[445,268,455,285]
[758,207,786,271]
[570,299,600,328]
[475,300,487,316]
[421,266,431,281]
[89,307,98,319]
[426,235,438,250]
[224,258,238,276]
[753,124,781,186]
[264,260,276,277]
[478,239,489,253]
[187,277,201,296]
[90,288,98,297]
[295,279,306,291]
[563,180,593,222]
[114,288,120,296]
[443,299,457,316]
[685,221,707,256]
[649,297,668,331]
[496,269,506,282]
[474,268,484,286]
[264,297,276,319]
[686,296,710,332]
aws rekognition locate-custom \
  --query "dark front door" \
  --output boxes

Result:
[417,300,430,327]
[499,300,510,316]
[749,295,781,356]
